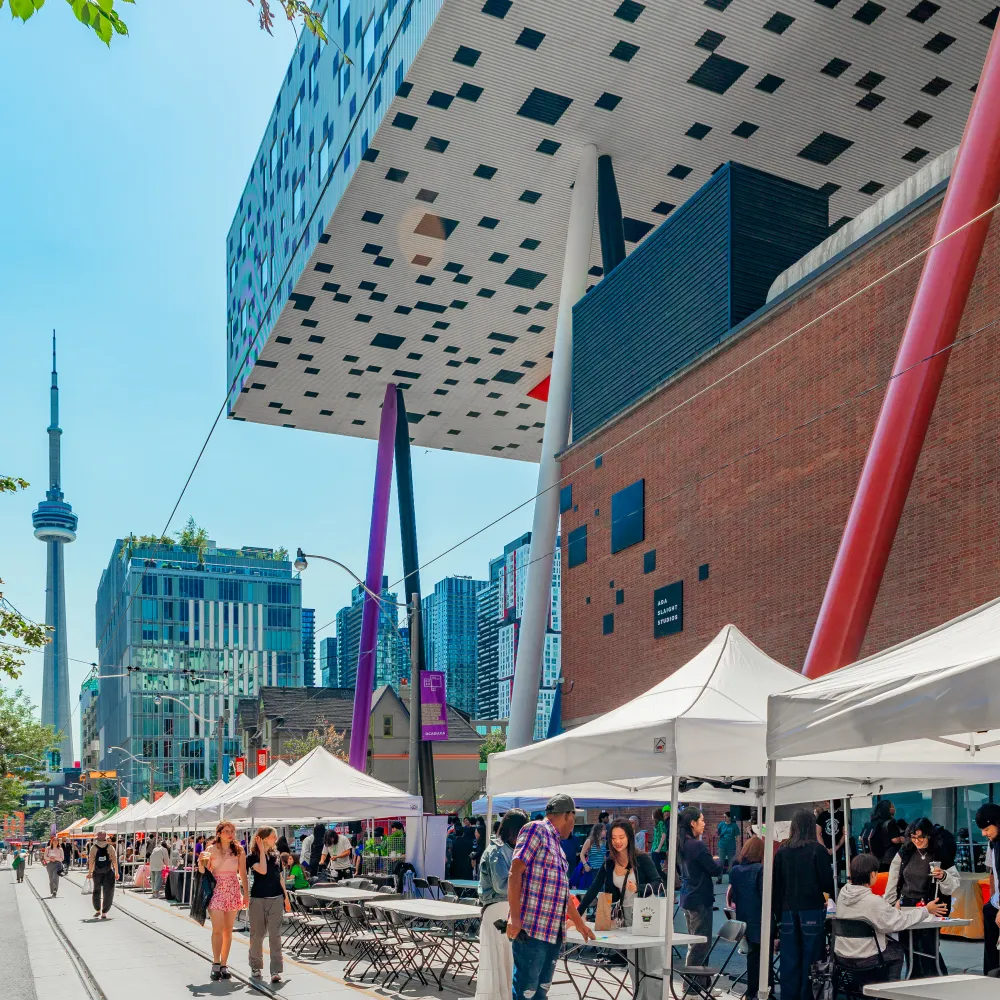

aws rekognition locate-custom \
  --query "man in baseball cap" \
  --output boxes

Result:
[507,793,594,1000]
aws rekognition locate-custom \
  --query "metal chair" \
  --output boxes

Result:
[671,918,746,1000]
[413,876,431,899]
[440,879,457,897]
[342,902,389,982]
[426,874,442,898]
[830,918,889,1000]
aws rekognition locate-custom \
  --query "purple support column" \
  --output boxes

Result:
[349,384,398,771]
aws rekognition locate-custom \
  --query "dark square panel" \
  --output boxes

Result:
[490,252,509,263]
[589,265,604,276]
[361,147,379,163]
[860,180,884,195]
[668,163,693,179]
[427,90,454,109]
[506,268,546,289]
[373,256,393,267]
[362,210,383,224]
[595,92,622,110]
[821,57,851,77]
[520,237,540,249]
[453,273,471,284]
[610,39,640,61]
[454,45,481,67]
[924,32,955,53]
[686,122,712,139]
[322,281,341,292]
[536,138,561,155]
[385,167,408,182]
[615,0,645,22]
[513,305,531,314]
[517,87,573,125]
[520,189,542,204]
[817,181,840,196]
[396,81,413,98]
[479,216,499,229]
[392,112,417,130]
[922,76,951,96]
[688,52,749,94]
[457,82,484,102]
[416,274,434,285]
[704,0,733,7]
[756,73,784,93]
[815,0,841,7]
[444,262,463,272]
[983,7,999,29]
[798,131,854,165]
[902,146,929,163]
[517,27,545,49]
[482,0,511,17]
[733,120,758,138]
[492,369,525,384]
[474,164,498,179]
[855,70,885,90]
[856,92,884,110]
[425,136,450,153]
[412,254,431,266]
[905,110,932,128]
[652,201,675,215]
[853,1,885,24]
[314,262,333,273]
[907,1,939,22]
[359,280,377,291]
[696,29,725,50]
[416,188,438,202]
[477,288,495,298]
[622,218,654,242]
[830,215,852,233]
[763,11,794,33]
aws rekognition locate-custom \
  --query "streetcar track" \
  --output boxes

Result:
[29,870,279,1000]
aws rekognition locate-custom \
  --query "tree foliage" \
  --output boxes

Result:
[281,719,348,762]
[28,807,55,840]
[175,516,210,563]
[0,476,52,681]
[3,0,326,46]
[0,689,59,815]
[479,728,506,764]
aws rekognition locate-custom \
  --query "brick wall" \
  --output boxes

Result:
[560,194,1000,725]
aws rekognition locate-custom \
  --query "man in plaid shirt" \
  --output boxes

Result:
[507,794,595,1000]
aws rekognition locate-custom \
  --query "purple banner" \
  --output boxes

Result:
[420,671,449,741]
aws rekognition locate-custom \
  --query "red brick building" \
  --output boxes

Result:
[560,162,1000,727]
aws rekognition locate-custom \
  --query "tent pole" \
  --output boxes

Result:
[661,776,679,1000]
[756,779,763,831]
[758,761,776,1000]
[844,799,852,871]
[829,799,838,901]
[965,793,976,872]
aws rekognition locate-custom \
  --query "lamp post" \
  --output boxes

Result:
[150,692,230,785]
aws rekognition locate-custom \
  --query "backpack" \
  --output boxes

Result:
[93,844,112,874]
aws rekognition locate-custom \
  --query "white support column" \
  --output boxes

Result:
[507,142,597,751]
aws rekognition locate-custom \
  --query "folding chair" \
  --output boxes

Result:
[440,879,457,897]
[343,902,390,982]
[426,875,442,898]
[284,891,329,959]
[830,918,889,1000]
[413,876,431,899]
[671,918,746,1000]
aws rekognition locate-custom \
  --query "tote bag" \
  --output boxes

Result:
[631,884,667,937]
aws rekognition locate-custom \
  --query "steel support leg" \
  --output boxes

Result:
[803,29,1000,678]
[348,384,398,770]
[507,144,597,750]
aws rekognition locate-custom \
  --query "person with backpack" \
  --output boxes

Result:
[11,845,25,883]
[87,830,120,919]
[867,799,905,872]
[883,818,959,977]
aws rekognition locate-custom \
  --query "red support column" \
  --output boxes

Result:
[803,28,1000,679]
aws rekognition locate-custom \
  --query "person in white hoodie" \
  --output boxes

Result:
[834,853,946,981]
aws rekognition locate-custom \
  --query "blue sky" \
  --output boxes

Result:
[0,4,537,758]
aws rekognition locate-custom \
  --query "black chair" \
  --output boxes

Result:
[672,918,746,1000]
[830,918,889,1000]
[426,874,442,898]
[413,876,431,899]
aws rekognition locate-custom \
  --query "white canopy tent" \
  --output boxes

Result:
[213,761,291,823]
[152,785,203,832]
[756,597,1000,1000]
[225,747,422,823]
[190,773,255,829]
[104,799,144,834]
[123,798,154,835]
[178,778,230,830]
[137,792,174,833]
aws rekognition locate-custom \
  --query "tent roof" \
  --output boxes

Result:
[187,773,256,829]
[768,596,1000,763]
[487,625,808,795]
[140,793,175,827]
[85,806,116,830]
[226,747,421,822]
[152,786,204,829]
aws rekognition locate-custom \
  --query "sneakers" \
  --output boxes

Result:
[271,975,283,984]
[219,967,232,980]
[250,970,262,980]
[210,965,222,981]
[100,913,108,920]
[94,911,101,919]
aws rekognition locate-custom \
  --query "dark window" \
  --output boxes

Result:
[644,550,656,574]
[610,479,645,554]
[218,579,244,602]
[699,563,710,581]
[268,582,292,604]
[616,589,624,605]
[141,575,158,595]
[567,525,588,568]
[603,613,614,635]
[163,576,173,596]
[559,484,573,513]
[178,577,204,599]
[268,606,292,628]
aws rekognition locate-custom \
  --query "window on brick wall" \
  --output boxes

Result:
[567,524,588,568]
[559,484,573,513]
[611,478,645,554]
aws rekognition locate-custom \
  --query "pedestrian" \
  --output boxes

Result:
[579,822,607,890]
[773,809,835,1000]
[61,837,72,875]
[678,807,722,985]
[651,807,668,875]
[247,825,290,984]
[716,812,739,883]
[307,822,325,876]
[472,822,487,876]
[835,853,946,980]
[867,799,905,872]
[43,836,64,897]
[815,801,846,884]
[476,808,529,1000]
[12,845,25,882]
[299,828,315,874]
[976,803,1000,975]
[321,827,354,879]
[446,814,459,875]
[276,834,290,855]
[506,795,595,1000]
[560,820,580,876]
[198,821,249,981]
[87,830,120,918]
[149,839,169,898]
[579,819,665,1000]
[450,823,476,880]
[728,836,765,1000]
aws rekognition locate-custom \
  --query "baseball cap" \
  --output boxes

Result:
[545,793,576,815]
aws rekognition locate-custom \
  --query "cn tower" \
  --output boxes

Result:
[31,333,76,767]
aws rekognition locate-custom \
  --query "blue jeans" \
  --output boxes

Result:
[780,909,826,1000]
[512,934,561,1000]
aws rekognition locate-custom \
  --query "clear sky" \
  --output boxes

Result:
[0,4,538,760]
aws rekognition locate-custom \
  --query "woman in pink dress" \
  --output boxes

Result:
[198,821,249,981]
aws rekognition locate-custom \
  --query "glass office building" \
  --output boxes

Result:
[95,538,303,799]
[334,576,410,694]
[422,576,486,716]
[302,607,316,686]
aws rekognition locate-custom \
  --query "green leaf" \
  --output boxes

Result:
[10,0,38,21]
[94,8,111,42]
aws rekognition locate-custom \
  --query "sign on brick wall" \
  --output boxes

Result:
[653,581,683,638]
